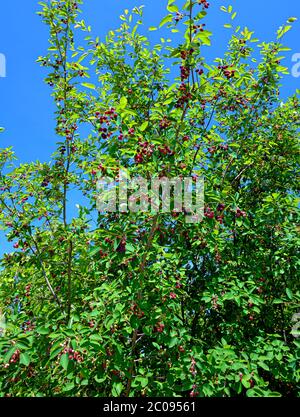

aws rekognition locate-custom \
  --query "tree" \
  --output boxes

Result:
[0,0,299,397]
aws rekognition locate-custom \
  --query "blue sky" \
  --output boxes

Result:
[0,0,299,254]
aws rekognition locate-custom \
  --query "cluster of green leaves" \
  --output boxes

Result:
[0,0,299,397]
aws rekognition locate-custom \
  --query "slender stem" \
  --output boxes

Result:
[28,236,63,312]
[189,0,195,86]
[66,239,73,322]
[125,214,159,397]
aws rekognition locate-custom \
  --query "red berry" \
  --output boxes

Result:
[134,154,143,164]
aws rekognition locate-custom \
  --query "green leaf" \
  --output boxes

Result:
[20,352,31,366]
[194,30,212,45]
[112,382,123,396]
[95,375,107,383]
[258,361,270,371]
[169,338,178,348]
[137,376,149,388]
[148,27,158,31]
[3,347,17,364]
[15,341,30,349]
[159,15,173,28]
[81,82,96,90]
[126,243,135,253]
[81,379,89,386]
[242,377,251,389]
[63,382,75,392]
[167,5,179,13]
[36,326,50,335]
[287,17,297,23]
[286,288,293,300]
[140,121,149,131]
[277,25,292,39]
[195,11,207,20]
[119,96,128,109]
[50,347,62,360]
[60,353,69,371]
[89,246,100,257]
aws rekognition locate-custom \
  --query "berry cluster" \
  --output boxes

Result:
[176,83,192,108]
[99,127,110,140]
[23,320,35,333]
[99,249,108,258]
[196,68,204,76]
[41,176,51,187]
[159,117,171,130]
[154,322,165,333]
[204,203,228,224]
[180,65,190,82]
[95,108,118,139]
[180,48,194,60]
[60,345,83,363]
[130,303,145,319]
[59,145,66,155]
[180,50,188,60]
[56,122,77,141]
[217,203,225,212]
[218,65,236,79]
[208,143,228,154]
[138,140,155,157]
[236,208,247,218]
[158,145,175,156]
[25,284,31,297]
[95,112,107,124]
[135,141,155,164]
[216,214,224,224]
[190,384,199,397]
[174,12,184,23]
[104,107,118,119]
[189,356,197,377]
[117,237,126,253]
[235,95,250,109]
[204,206,214,219]
[192,23,206,34]
[198,0,210,9]
[4,349,20,368]
[70,144,77,154]
[134,153,143,164]
[111,369,122,378]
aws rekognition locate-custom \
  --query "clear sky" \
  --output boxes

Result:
[0,0,299,254]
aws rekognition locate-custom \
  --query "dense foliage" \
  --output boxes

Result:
[0,0,299,397]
